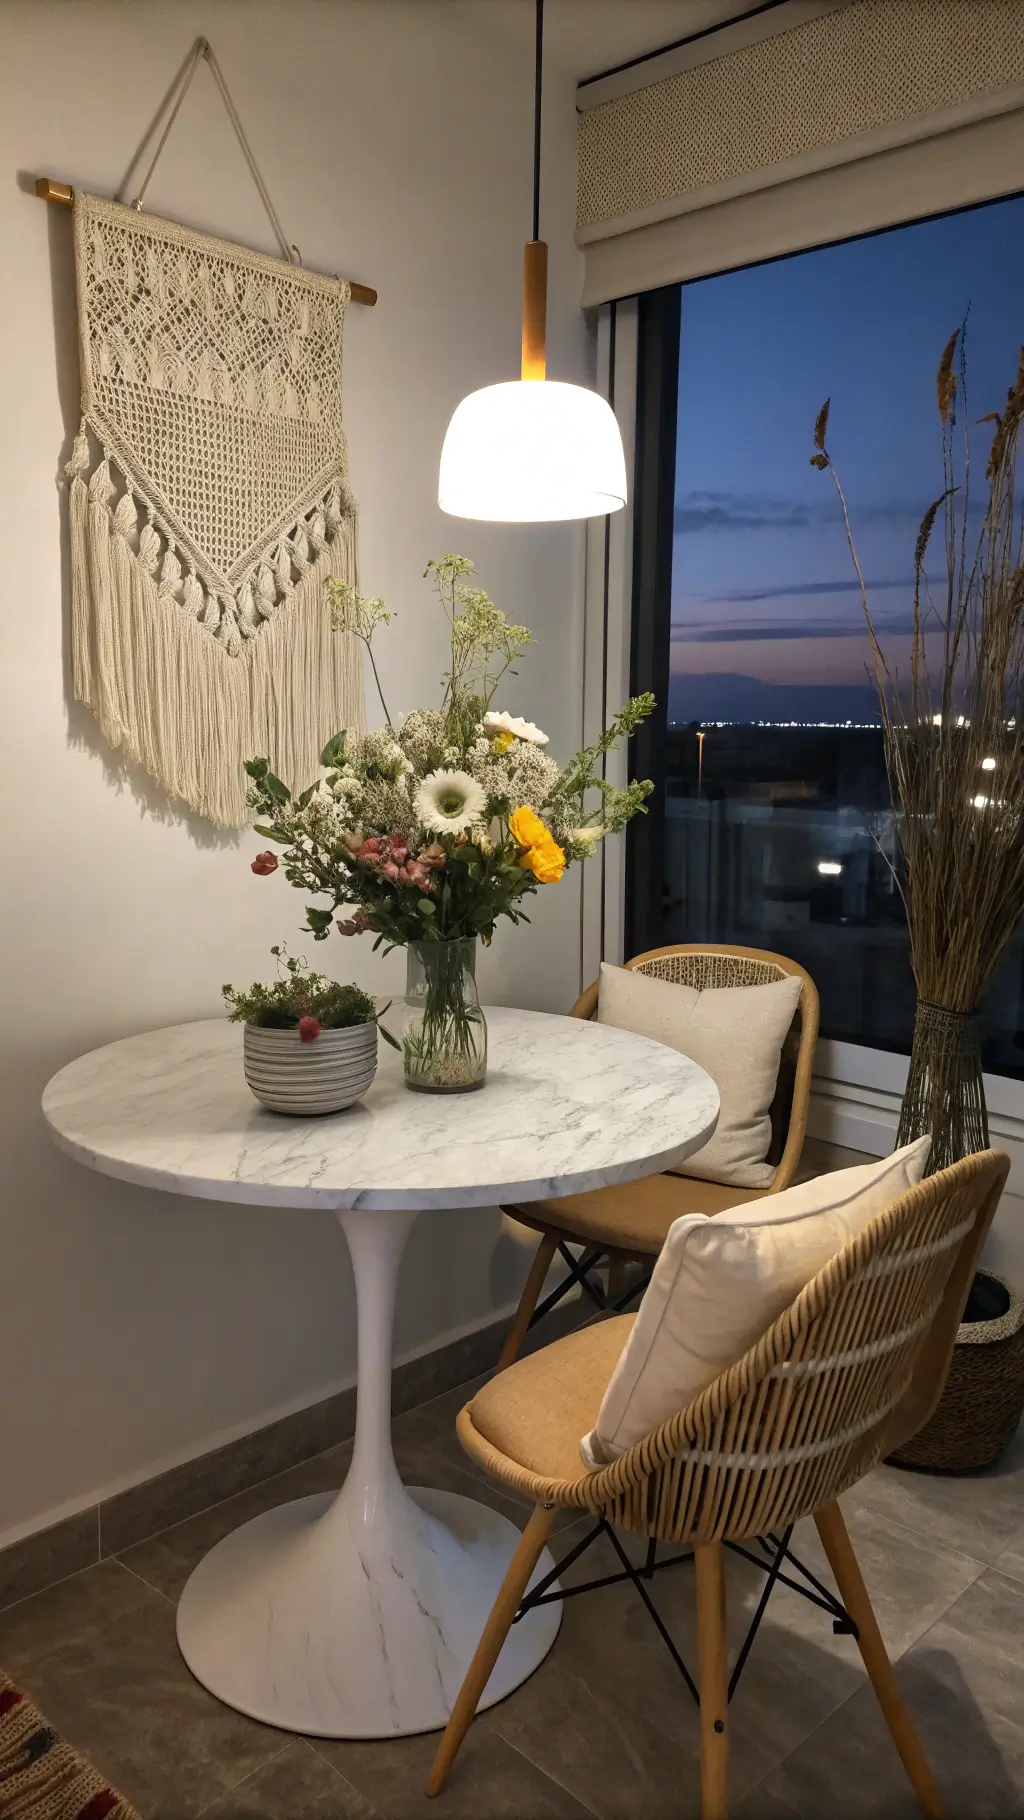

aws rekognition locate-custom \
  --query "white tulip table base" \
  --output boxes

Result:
[175,1478,560,1738]
[175,1207,561,1738]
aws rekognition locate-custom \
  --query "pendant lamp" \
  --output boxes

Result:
[438,0,627,522]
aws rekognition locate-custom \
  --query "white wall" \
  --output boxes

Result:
[0,0,591,1542]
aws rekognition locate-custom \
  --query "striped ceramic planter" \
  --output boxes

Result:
[243,1021,378,1115]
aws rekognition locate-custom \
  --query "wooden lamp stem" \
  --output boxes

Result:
[521,240,547,381]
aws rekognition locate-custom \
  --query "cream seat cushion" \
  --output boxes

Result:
[597,961,802,1188]
[581,1136,932,1469]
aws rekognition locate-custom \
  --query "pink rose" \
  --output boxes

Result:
[356,838,383,861]
[381,860,400,881]
[402,859,432,890]
[298,1016,321,1044]
[250,850,279,876]
[387,835,409,861]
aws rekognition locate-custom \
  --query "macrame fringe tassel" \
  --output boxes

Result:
[68,460,363,828]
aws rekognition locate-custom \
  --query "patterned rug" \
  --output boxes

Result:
[0,1671,141,1820]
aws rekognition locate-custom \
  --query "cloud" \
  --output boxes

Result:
[695,576,909,605]
[672,489,957,536]
[674,491,814,533]
[673,610,918,645]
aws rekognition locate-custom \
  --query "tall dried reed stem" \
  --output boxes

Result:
[812,333,1024,1167]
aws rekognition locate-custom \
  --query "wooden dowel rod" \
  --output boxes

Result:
[33,176,378,306]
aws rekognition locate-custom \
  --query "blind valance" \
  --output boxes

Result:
[578,0,1024,305]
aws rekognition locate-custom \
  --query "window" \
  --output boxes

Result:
[627,194,1024,1079]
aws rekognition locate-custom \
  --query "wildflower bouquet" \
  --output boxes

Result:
[246,555,654,1092]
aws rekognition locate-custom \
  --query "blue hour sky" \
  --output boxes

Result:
[671,192,1024,723]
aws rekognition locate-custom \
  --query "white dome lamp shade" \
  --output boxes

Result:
[438,2,627,524]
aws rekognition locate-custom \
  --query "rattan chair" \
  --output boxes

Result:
[428,1149,1009,1820]
[498,944,820,1369]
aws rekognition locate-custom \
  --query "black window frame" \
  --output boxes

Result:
[625,284,679,961]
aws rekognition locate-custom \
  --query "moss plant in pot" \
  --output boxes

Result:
[224,946,399,1116]
[812,330,1024,1468]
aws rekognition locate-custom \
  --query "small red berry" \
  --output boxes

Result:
[251,850,279,876]
[298,1016,321,1043]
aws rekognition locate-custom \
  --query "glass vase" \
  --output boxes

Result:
[402,938,487,1093]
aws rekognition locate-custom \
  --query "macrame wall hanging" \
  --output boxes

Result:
[59,39,367,827]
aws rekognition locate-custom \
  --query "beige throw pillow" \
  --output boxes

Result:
[597,961,802,1188]
[580,1136,932,1469]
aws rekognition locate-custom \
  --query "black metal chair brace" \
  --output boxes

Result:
[528,1241,651,1331]
[513,1519,857,1707]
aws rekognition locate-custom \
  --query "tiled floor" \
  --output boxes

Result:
[2,1138,1021,1818]
[3,1372,1024,1819]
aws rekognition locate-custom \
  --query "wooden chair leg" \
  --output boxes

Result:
[496,1234,557,1371]
[815,1501,943,1818]
[695,1542,729,1820]
[426,1503,557,1797]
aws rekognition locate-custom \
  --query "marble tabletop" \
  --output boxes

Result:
[42,1007,719,1212]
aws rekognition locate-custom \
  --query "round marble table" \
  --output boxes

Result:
[42,1007,718,1739]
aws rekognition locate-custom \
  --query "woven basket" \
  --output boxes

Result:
[891,1269,1024,1472]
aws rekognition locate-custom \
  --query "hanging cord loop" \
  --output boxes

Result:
[127,37,300,266]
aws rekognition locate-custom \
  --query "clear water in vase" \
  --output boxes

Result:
[403,938,487,1093]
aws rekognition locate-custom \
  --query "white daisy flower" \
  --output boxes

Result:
[414,769,488,835]
[483,710,549,747]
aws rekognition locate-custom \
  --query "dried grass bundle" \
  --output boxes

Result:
[812,329,1024,1168]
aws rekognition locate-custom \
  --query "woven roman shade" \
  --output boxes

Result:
[578,0,1024,304]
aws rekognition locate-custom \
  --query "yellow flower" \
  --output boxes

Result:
[509,806,548,849]
[490,730,515,754]
[523,839,565,883]
[509,806,565,883]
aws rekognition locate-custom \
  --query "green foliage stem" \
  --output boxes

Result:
[223,946,396,1043]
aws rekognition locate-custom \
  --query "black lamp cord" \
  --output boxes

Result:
[532,0,544,241]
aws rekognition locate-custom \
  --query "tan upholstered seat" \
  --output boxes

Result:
[468,1316,635,1483]
[497,944,820,1369]
[430,1152,1010,1820]
[510,1175,765,1252]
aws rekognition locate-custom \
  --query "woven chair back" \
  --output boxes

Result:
[584,1150,1008,1544]
[630,948,790,992]
[624,943,818,1182]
